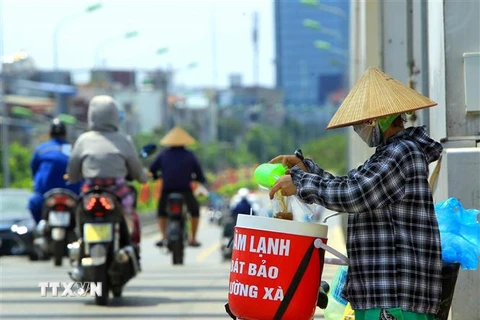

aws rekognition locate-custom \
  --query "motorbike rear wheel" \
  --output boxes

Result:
[171,240,184,265]
[94,265,110,306]
[53,240,64,266]
[112,285,123,298]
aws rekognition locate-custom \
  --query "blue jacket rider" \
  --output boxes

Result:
[230,188,255,224]
[28,119,82,223]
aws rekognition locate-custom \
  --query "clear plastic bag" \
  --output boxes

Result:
[324,265,349,320]
[271,192,293,220]
[271,192,318,222]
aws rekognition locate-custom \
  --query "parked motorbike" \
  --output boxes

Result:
[34,188,78,266]
[220,214,235,261]
[67,143,156,306]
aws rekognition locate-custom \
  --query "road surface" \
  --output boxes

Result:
[0,207,346,320]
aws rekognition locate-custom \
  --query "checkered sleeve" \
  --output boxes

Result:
[291,152,407,213]
[301,158,336,179]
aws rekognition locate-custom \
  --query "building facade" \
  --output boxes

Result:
[274,0,350,108]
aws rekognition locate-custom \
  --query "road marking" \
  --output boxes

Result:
[197,241,221,263]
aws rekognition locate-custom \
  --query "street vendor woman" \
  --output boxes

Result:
[269,67,443,320]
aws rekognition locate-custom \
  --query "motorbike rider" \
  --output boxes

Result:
[67,95,148,251]
[224,187,255,241]
[29,118,82,224]
[230,188,256,224]
[149,126,207,248]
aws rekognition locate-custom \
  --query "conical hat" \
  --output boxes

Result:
[160,126,196,146]
[327,67,437,129]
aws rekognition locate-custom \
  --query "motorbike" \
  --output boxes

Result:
[34,188,78,266]
[164,192,189,265]
[220,214,235,261]
[67,143,156,306]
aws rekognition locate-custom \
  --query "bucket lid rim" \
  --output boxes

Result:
[236,215,328,238]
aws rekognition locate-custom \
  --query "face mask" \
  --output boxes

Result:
[353,120,383,147]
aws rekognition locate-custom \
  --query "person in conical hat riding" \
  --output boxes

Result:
[268,67,443,320]
[149,126,207,247]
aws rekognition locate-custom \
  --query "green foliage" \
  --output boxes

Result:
[129,179,210,214]
[131,121,347,186]
[191,142,255,172]
[218,118,244,143]
[245,125,276,163]
[128,180,156,213]
[0,142,33,189]
[302,132,347,175]
[216,178,259,198]
[129,117,347,205]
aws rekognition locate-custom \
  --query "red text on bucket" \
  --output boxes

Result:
[228,227,327,320]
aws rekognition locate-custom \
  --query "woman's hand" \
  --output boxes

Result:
[269,175,297,199]
[269,155,308,172]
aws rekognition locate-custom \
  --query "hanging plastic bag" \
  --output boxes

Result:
[271,192,318,222]
[193,183,209,197]
[434,197,480,270]
[342,303,355,319]
[290,195,320,222]
[324,265,349,320]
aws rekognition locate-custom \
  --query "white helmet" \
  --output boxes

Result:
[238,188,249,198]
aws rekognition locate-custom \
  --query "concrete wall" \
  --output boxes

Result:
[347,0,381,170]
[444,1,480,138]
[427,1,448,142]
[431,1,480,319]
[349,1,480,318]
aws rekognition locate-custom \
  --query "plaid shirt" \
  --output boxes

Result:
[291,126,443,314]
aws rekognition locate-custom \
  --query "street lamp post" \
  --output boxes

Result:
[301,0,349,60]
[53,3,102,116]
[303,19,344,42]
[94,30,140,68]
[163,62,199,129]
[154,47,170,73]
[314,40,348,58]
[300,0,348,20]
[156,47,169,58]
[93,30,140,136]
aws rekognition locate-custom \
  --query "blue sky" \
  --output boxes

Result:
[1,0,275,88]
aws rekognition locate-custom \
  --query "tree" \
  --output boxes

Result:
[218,118,244,143]
[302,132,347,175]
[0,142,33,188]
[190,141,255,172]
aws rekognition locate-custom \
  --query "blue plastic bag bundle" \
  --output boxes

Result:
[434,198,480,270]
[323,265,349,320]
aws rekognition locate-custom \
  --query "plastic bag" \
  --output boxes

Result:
[434,198,480,270]
[193,183,209,197]
[271,192,318,222]
[324,265,349,320]
[342,303,355,320]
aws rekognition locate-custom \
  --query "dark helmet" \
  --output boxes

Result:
[50,118,67,137]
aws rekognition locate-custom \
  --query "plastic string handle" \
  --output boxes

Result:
[314,239,350,266]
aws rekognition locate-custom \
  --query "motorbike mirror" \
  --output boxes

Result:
[140,143,157,158]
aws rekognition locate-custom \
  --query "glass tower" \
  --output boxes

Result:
[275,0,350,109]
